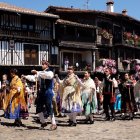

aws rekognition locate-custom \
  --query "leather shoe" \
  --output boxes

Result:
[111,117,115,121]
[49,124,57,131]
[69,122,77,127]
[41,122,47,128]
[14,119,23,127]
[104,117,110,121]
[89,119,94,124]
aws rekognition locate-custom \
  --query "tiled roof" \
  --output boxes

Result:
[0,2,59,18]
[46,6,140,23]
[56,19,97,29]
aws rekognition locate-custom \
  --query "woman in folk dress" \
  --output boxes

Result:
[56,66,82,126]
[75,71,97,124]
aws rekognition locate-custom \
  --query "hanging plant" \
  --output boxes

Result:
[101,29,110,39]
[96,59,116,74]
[95,66,104,74]
[123,32,132,39]
[129,39,134,45]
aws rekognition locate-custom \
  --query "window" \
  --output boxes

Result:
[1,14,8,26]
[35,19,51,38]
[21,15,34,30]
[62,52,82,70]
[40,44,48,51]
[24,44,38,65]
[51,46,58,65]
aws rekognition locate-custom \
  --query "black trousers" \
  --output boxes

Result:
[103,94,115,118]
[36,89,54,116]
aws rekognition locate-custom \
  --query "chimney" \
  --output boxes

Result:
[71,6,74,9]
[106,0,114,12]
[122,9,127,15]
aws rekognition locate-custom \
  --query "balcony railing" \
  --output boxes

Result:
[0,26,52,40]
[115,32,140,47]
[60,35,95,43]
[96,35,112,46]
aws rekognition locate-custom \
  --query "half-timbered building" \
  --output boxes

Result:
[0,3,59,75]
[54,19,97,72]
[46,3,140,73]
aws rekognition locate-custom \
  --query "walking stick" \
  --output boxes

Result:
[73,85,77,112]
[128,85,131,101]
[3,88,6,109]
[128,84,133,112]
[34,74,38,101]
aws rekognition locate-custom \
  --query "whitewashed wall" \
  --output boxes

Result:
[13,43,24,65]
[39,44,48,65]
[0,41,11,65]
[0,41,49,66]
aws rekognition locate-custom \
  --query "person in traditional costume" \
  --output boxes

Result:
[102,68,116,121]
[52,78,60,116]
[24,60,57,130]
[75,71,97,124]
[56,66,82,126]
[130,74,137,86]
[119,73,137,120]
[4,69,27,126]
[20,77,29,119]
[114,78,121,113]
[1,74,9,93]
[0,74,9,111]
[94,77,103,112]
[133,70,140,113]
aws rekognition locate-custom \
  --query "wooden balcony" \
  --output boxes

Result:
[0,26,52,41]
[60,35,95,43]
[96,35,112,46]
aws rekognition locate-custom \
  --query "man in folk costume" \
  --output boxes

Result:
[120,73,137,120]
[4,69,27,126]
[75,71,97,124]
[103,68,116,121]
[134,70,140,112]
[24,60,57,130]
[56,66,82,126]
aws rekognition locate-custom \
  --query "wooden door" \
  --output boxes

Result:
[24,44,38,65]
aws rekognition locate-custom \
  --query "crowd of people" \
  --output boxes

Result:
[0,60,140,131]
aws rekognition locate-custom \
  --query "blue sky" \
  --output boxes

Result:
[1,0,140,20]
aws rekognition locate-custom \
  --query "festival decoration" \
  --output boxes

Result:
[123,32,140,46]
[99,29,113,40]
[95,59,117,74]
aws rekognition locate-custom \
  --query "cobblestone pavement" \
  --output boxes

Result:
[0,107,140,140]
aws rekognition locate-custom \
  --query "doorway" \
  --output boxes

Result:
[24,44,38,65]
